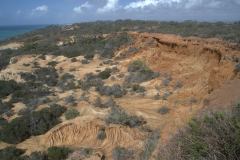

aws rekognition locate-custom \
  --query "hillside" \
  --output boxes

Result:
[0,21,240,160]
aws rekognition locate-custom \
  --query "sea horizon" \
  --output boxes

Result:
[0,25,48,41]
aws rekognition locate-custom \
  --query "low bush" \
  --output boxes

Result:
[0,117,7,127]
[0,80,20,98]
[25,151,48,160]
[0,101,14,115]
[97,84,126,98]
[234,63,240,73]
[47,61,58,67]
[0,105,66,144]
[140,130,160,160]
[158,104,240,160]
[162,77,172,86]
[64,108,80,120]
[57,73,79,90]
[104,97,117,108]
[47,146,72,160]
[174,81,183,89]
[97,128,107,140]
[94,97,106,108]
[106,106,145,127]
[34,67,59,86]
[158,106,170,115]
[80,73,104,90]
[98,68,112,79]
[112,147,134,160]
[0,49,15,70]
[71,58,78,62]
[0,146,25,160]
[154,93,161,100]
[131,84,145,93]
[162,92,171,100]
[67,148,94,160]
[10,82,51,107]
[81,59,90,64]
[64,96,77,106]
[125,60,159,83]
[128,60,149,73]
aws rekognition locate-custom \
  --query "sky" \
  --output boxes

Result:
[0,0,240,25]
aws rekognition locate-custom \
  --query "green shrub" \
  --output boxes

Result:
[0,146,25,160]
[0,105,66,144]
[0,116,31,144]
[140,130,160,160]
[22,42,38,51]
[106,106,145,127]
[97,128,106,140]
[10,82,51,107]
[235,63,240,73]
[126,60,159,83]
[98,68,112,79]
[0,80,20,98]
[33,67,59,86]
[112,147,134,160]
[47,61,58,67]
[0,101,14,115]
[158,106,170,115]
[128,60,149,73]
[154,93,161,100]
[57,73,79,91]
[97,84,126,98]
[158,105,240,160]
[80,73,104,91]
[64,108,80,120]
[47,146,72,160]
[94,97,107,108]
[25,151,48,160]
[131,84,145,93]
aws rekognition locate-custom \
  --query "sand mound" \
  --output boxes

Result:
[43,119,145,157]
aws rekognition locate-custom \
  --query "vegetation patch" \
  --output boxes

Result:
[57,73,80,91]
[0,146,25,160]
[158,104,240,160]
[125,60,159,83]
[158,106,170,115]
[97,84,126,98]
[97,128,107,140]
[98,68,112,79]
[0,104,66,144]
[64,108,80,120]
[0,80,20,98]
[106,105,145,128]
[80,73,104,91]
[47,146,72,160]
[140,130,160,160]
[112,147,135,160]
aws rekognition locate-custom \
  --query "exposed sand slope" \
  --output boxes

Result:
[1,32,239,159]
[0,42,23,50]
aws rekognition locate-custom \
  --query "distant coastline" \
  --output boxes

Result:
[0,25,47,41]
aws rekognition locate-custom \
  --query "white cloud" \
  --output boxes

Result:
[124,0,181,9]
[208,1,222,8]
[33,5,48,12]
[97,0,119,13]
[73,2,92,14]
[124,0,227,10]
[184,0,202,8]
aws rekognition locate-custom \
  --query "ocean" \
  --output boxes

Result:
[0,25,47,41]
